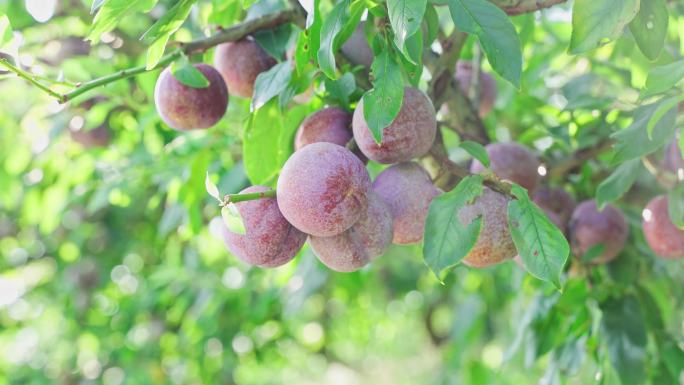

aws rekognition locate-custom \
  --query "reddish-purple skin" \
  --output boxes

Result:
[70,125,112,148]
[372,162,441,244]
[643,195,684,259]
[533,186,576,224]
[340,23,374,68]
[569,200,628,264]
[154,64,228,131]
[214,39,276,98]
[459,188,517,268]
[222,186,306,267]
[353,87,437,164]
[455,61,498,117]
[664,140,684,174]
[295,107,353,150]
[310,192,393,272]
[470,142,541,193]
[277,142,371,237]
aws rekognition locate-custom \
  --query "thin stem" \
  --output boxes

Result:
[0,58,66,101]
[222,190,276,205]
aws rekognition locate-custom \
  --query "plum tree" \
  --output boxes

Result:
[642,195,684,259]
[222,186,307,267]
[277,142,371,237]
[533,186,576,224]
[353,87,437,163]
[154,64,228,130]
[664,140,684,175]
[214,39,277,98]
[340,23,373,68]
[458,188,516,267]
[455,61,498,117]
[309,192,393,272]
[470,142,540,192]
[372,162,441,244]
[569,200,628,264]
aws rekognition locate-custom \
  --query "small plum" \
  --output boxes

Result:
[295,107,353,150]
[154,64,228,130]
[309,192,393,272]
[222,185,306,267]
[533,186,576,224]
[353,87,437,164]
[458,188,517,268]
[642,195,684,259]
[277,142,371,237]
[470,142,541,192]
[214,39,277,98]
[340,23,374,68]
[372,162,441,244]
[664,140,684,175]
[569,200,628,264]
[455,61,498,117]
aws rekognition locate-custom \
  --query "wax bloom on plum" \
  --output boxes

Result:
[277,142,371,237]
[214,39,276,98]
[222,186,306,267]
[470,142,541,192]
[533,186,576,226]
[154,64,228,130]
[340,23,373,69]
[294,107,367,161]
[642,195,684,259]
[309,192,393,272]
[569,200,628,264]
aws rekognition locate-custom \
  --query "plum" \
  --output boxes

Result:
[353,87,437,163]
[458,188,517,268]
[154,63,228,130]
[455,61,498,117]
[569,200,628,264]
[309,192,393,272]
[372,162,441,244]
[222,185,306,267]
[340,23,374,68]
[533,186,576,224]
[295,107,353,150]
[277,142,371,236]
[70,125,112,148]
[664,140,684,175]
[642,195,684,259]
[470,142,541,192]
[214,39,276,98]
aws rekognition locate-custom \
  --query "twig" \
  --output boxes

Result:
[220,190,276,206]
[642,155,677,189]
[548,139,614,178]
[495,0,568,15]
[0,58,65,101]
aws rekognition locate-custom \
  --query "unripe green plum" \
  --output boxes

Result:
[533,186,576,225]
[222,185,306,267]
[340,23,373,68]
[353,87,437,164]
[455,61,498,117]
[470,142,541,192]
[372,162,441,244]
[214,39,276,98]
[309,192,393,272]
[277,142,371,237]
[642,195,684,259]
[458,188,517,268]
[569,200,628,264]
[154,64,228,130]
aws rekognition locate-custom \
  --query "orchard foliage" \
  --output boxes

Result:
[0,0,684,384]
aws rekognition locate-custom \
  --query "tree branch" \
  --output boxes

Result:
[493,0,568,15]
[547,139,614,178]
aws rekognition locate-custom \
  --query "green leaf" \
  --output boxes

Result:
[460,141,489,167]
[325,72,356,106]
[146,36,169,70]
[253,24,293,60]
[87,0,158,43]
[447,0,522,87]
[294,31,310,75]
[398,27,423,85]
[507,185,569,289]
[387,0,427,61]
[423,175,484,279]
[205,172,221,202]
[668,183,684,229]
[91,0,107,14]
[569,0,639,54]
[647,95,684,139]
[628,0,668,61]
[611,101,678,164]
[251,61,292,112]
[171,58,209,88]
[243,100,283,184]
[641,60,684,99]
[222,204,246,235]
[600,296,647,385]
[317,0,351,79]
[361,49,405,143]
[142,0,196,70]
[596,159,642,210]
[0,15,13,48]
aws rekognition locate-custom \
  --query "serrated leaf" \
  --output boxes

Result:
[423,175,484,279]
[87,0,158,43]
[611,101,678,164]
[641,60,684,99]
[447,0,522,87]
[508,184,569,289]
[668,184,684,229]
[362,49,404,143]
[205,172,221,202]
[460,141,489,167]
[569,0,639,54]
[251,61,292,112]
[628,0,668,61]
[171,59,210,88]
[317,0,350,78]
[600,296,647,385]
[387,0,427,61]
[596,159,642,210]
[222,204,246,235]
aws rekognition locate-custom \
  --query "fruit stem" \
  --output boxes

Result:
[221,190,276,206]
